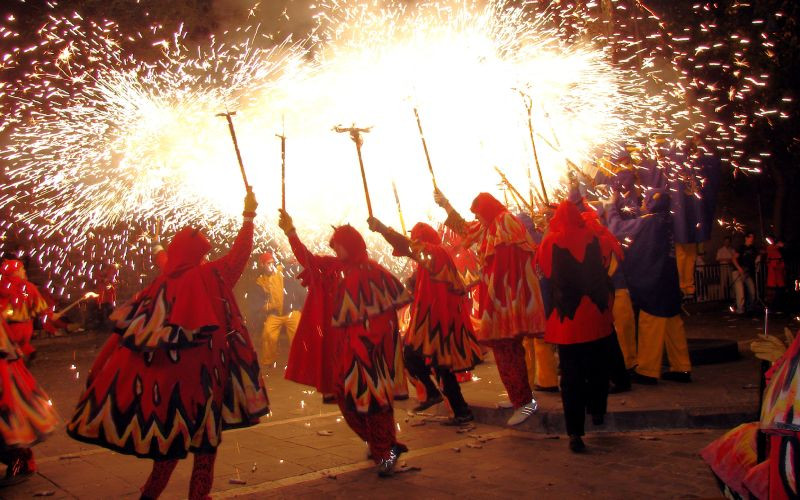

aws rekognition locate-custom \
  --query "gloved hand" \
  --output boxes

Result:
[751,334,788,363]
[244,189,258,214]
[433,188,453,213]
[278,209,295,235]
[367,216,388,234]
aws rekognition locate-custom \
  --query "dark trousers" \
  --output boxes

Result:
[557,335,612,437]
[404,346,470,417]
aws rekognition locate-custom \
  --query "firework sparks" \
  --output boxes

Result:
[0,0,787,299]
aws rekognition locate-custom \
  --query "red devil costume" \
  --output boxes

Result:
[701,332,800,499]
[67,197,269,500]
[370,218,483,423]
[537,201,621,452]
[0,318,58,486]
[93,264,118,330]
[437,191,545,425]
[280,212,410,475]
[0,260,54,359]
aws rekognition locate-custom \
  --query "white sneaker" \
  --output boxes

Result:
[506,399,539,426]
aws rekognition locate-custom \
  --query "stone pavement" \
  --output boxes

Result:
[0,309,782,498]
[5,413,728,499]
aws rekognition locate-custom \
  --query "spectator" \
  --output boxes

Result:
[715,236,735,300]
[732,232,758,314]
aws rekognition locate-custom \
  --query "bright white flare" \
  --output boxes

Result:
[2,0,692,294]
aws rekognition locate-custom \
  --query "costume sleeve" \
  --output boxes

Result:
[444,210,469,236]
[288,232,318,270]
[382,227,412,258]
[604,202,642,242]
[40,309,58,334]
[208,221,254,288]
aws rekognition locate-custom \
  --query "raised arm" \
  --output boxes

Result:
[278,209,320,270]
[434,188,468,236]
[207,190,257,288]
[367,216,412,258]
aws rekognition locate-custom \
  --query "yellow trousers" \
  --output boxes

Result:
[675,243,698,296]
[261,311,301,365]
[613,289,637,370]
[523,337,559,389]
[635,311,691,378]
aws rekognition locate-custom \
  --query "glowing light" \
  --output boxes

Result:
[0,0,782,298]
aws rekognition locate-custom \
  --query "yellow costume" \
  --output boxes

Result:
[257,265,301,366]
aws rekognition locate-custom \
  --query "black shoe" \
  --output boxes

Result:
[661,371,692,383]
[631,372,658,385]
[591,414,605,426]
[412,393,444,412]
[441,413,475,426]
[534,384,559,393]
[568,436,586,453]
[608,383,632,394]
[0,460,34,487]
[377,444,408,477]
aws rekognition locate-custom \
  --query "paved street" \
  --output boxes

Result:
[6,411,726,499]
[0,309,781,498]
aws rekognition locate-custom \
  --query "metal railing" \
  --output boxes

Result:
[694,260,798,303]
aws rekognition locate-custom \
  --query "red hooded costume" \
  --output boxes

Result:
[446,193,546,342]
[67,222,269,460]
[382,222,482,372]
[536,201,620,345]
[0,260,54,357]
[0,318,58,453]
[285,225,410,413]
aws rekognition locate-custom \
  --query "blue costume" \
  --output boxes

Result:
[605,188,691,381]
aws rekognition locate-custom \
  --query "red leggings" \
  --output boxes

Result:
[337,399,399,462]
[140,452,216,500]
[490,338,533,408]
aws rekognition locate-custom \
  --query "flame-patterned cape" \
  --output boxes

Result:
[761,334,800,435]
[701,334,800,499]
[382,223,482,372]
[0,259,54,355]
[445,193,546,342]
[0,260,51,324]
[536,201,619,345]
[0,319,58,451]
[285,227,410,414]
[284,235,344,395]
[67,222,269,460]
[441,226,481,288]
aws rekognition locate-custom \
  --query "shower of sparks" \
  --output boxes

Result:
[0,0,790,300]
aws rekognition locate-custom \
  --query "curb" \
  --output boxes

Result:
[471,403,758,434]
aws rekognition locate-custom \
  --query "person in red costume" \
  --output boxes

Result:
[434,189,546,426]
[765,238,786,306]
[67,191,269,500]
[278,209,411,476]
[93,264,119,330]
[536,200,622,452]
[0,318,58,487]
[0,259,55,361]
[368,217,484,425]
[701,330,800,499]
